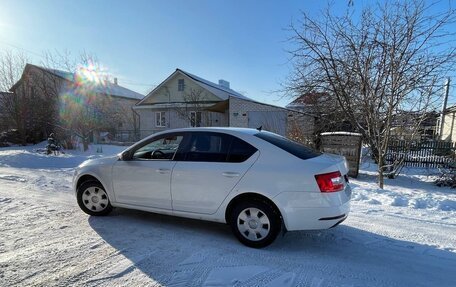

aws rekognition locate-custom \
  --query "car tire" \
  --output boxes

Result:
[77,181,113,216]
[229,199,282,248]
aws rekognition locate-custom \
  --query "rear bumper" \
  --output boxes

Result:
[273,186,351,231]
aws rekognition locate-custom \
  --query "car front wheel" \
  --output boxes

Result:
[230,200,281,248]
[77,181,113,216]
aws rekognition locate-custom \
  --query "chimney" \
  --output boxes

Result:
[114,77,118,85]
[219,79,230,89]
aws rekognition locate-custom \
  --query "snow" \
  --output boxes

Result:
[178,69,252,101]
[350,161,456,212]
[39,65,145,100]
[0,144,455,286]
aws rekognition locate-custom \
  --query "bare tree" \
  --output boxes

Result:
[285,0,455,188]
[0,49,135,149]
[174,87,213,127]
[0,50,30,143]
[40,52,129,150]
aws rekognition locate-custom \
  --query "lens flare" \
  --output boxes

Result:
[59,62,116,128]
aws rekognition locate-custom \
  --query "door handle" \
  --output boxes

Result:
[156,168,170,174]
[222,172,240,178]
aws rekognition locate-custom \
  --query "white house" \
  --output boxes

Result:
[134,69,315,141]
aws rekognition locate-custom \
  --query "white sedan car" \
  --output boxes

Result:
[73,128,351,248]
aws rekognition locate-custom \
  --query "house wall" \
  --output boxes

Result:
[9,66,63,140]
[441,111,456,142]
[140,73,221,105]
[228,97,315,139]
[0,92,14,132]
[136,108,229,139]
[108,96,139,131]
[136,70,232,139]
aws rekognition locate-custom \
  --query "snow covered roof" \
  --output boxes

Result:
[32,65,144,100]
[286,92,329,109]
[177,69,252,101]
[138,69,251,106]
[0,91,13,97]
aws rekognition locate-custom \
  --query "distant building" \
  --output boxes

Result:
[286,92,330,115]
[439,106,456,142]
[134,69,315,141]
[390,111,438,141]
[8,64,144,143]
[286,92,354,133]
[0,91,14,131]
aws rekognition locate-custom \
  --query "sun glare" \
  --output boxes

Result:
[76,63,108,85]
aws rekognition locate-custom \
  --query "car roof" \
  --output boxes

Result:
[131,127,262,150]
[159,127,261,135]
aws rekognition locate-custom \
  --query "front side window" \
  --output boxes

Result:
[178,79,185,91]
[190,111,202,127]
[132,134,183,160]
[155,111,166,127]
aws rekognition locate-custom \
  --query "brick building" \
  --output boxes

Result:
[8,64,144,143]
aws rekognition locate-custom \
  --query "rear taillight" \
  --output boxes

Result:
[315,171,344,192]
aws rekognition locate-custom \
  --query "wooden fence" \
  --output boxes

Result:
[320,132,363,177]
[386,140,456,168]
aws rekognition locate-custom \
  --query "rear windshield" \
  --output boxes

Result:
[254,132,321,160]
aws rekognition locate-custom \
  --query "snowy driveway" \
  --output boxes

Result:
[0,146,455,286]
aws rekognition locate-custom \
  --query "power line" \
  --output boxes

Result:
[0,39,159,87]
[0,39,46,59]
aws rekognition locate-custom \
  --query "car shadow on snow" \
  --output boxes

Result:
[88,208,456,286]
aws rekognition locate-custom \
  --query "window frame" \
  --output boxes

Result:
[178,79,185,91]
[155,111,166,127]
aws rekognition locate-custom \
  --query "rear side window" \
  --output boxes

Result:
[227,137,257,163]
[180,132,257,163]
[186,133,230,162]
[254,132,320,160]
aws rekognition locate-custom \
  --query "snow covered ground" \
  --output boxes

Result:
[0,144,455,287]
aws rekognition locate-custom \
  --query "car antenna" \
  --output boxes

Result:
[256,125,262,132]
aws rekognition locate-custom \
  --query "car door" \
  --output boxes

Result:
[171,132,259,214]
[112,132,186,210]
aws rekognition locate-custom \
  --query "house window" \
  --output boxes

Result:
[155,111,166,127]
[178,79,185,91]
[190,111,202,127]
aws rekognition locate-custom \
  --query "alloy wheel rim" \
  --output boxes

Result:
[237,207,271,241]
[82,187,109,212]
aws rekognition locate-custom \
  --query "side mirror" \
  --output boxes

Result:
[119,150,131,161]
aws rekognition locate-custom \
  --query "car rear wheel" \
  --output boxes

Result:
[230,200,281,248]
[77,181,113,216]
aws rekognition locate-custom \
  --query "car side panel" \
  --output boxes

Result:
[211,149,351,230]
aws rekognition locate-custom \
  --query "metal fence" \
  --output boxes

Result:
[386,140,456,168]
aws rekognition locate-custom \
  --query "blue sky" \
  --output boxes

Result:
[0,0,454,106]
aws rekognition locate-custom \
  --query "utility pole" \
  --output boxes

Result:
[439,77,451,139]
